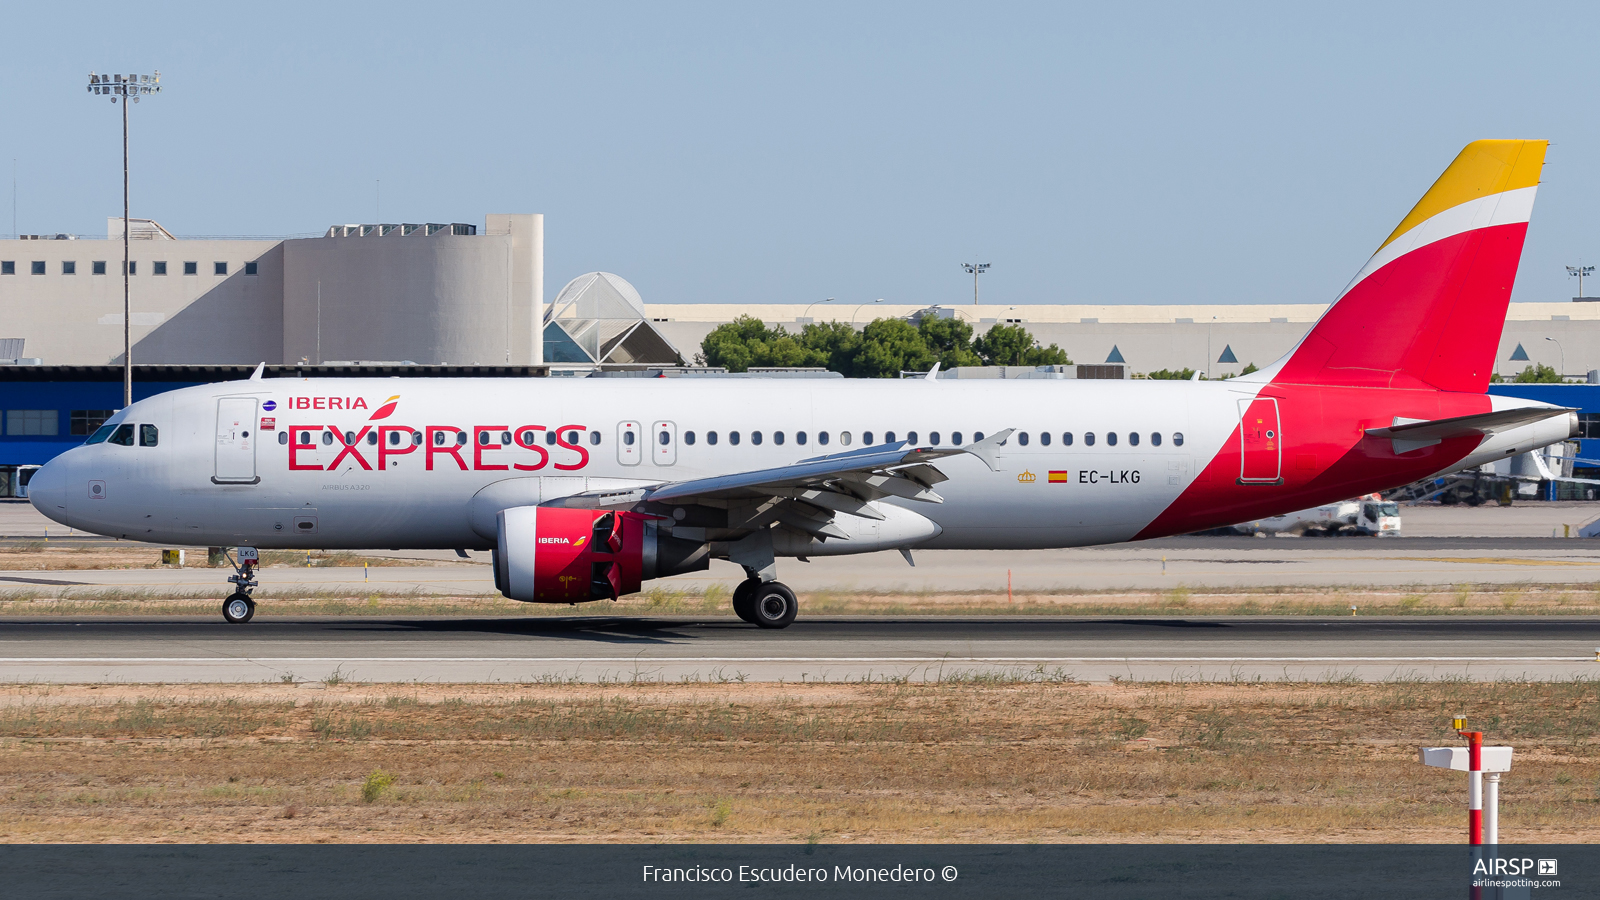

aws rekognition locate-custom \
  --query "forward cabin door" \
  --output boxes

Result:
[214,397,260,484]
[1237,397,1281,483]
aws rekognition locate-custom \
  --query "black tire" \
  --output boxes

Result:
[222,592,254,624]
[731,579,760,623]
[750,582,798,629]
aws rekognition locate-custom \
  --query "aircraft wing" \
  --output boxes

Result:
[1364,407,1576,442]
[549,431,1013,539]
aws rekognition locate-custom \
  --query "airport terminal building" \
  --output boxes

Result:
[6,216,1600,493]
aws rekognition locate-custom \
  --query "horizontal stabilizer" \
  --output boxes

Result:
[1364,406,1576,442]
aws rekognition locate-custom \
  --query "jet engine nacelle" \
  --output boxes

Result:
[493,506,708,604]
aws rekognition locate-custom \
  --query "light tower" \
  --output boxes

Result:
[962,262,990,305]
[1569,264,1594,300]
[86,71,161,407]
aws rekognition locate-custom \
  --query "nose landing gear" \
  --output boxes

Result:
[222,547,259,624]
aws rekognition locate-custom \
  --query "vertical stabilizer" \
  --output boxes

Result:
[1260,140,1547,392]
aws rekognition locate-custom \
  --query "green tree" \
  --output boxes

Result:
[972,324,1072,367]
[917,316,983,369]
[1146,367,1197,380]
[1218,362,1260,381]
[851,318,938,378]
[798,320,862,375]
[698,316,827,372]
[1512,363,1563,383]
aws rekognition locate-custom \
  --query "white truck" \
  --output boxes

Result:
[1230,494,1401,537]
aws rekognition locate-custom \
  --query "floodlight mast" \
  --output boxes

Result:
[86,71,161,407]
[1568,264,1595,299]
[961,262,990,305]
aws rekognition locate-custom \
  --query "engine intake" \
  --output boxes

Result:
[493,506,707,603]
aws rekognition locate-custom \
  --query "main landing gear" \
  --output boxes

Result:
[732,578,797,629]
[222,547,259,625]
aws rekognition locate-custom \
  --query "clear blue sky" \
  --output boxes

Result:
[5,1,1599,309]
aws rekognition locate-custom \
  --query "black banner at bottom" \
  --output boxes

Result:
[2,844,1596,898]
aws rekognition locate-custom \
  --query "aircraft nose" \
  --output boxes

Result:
[27,458,70,525]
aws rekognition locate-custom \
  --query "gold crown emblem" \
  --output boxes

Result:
[1017,470,1036,483]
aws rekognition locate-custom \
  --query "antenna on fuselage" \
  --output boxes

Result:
[249,362,265,381]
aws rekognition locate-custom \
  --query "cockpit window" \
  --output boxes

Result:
[107,424,136,446]
[139,424,158,447]
[85,424,116,445]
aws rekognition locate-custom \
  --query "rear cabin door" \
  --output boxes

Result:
[652,420,677,466]
[214,397,260,484]
[1237,397,1281,483]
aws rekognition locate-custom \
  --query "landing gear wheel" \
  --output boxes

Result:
[731,578,760,623]
[222,593,256,624]
[750,582,798,630]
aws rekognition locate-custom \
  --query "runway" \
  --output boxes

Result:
[1,616,1596,684]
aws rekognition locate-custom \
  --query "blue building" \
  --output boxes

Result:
[1486,383,1600,478]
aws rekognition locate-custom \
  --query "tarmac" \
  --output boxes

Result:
[5,500,1600,683]
[0,616,1594,684]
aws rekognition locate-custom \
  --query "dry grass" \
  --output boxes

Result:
[0,679,1596,843]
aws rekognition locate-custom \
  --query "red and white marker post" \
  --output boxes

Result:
[1419,717,1513,845]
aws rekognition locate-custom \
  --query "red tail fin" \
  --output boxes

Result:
[1264,140,1547,392]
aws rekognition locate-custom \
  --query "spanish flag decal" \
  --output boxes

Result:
[1048,471,1070,483]
[369,395,401,420]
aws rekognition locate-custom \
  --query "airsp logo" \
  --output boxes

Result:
[1539,860,1558,876]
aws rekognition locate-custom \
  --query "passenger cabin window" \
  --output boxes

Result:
[752,431,763,445]
[973,431,984,442]
[1129,432,1140,447]
[1084,432,1096,446]
[658,430,669,445]
[108,424,135,446]
[862,431,874,444]
[708,431,719,445]
[840,431,852,446]
[278,432,288,445]
[795,431,806,445]
[1063,432,1073,446]
[139,424,158,447]
[589,431,601,445]
[545,431,557,445]
[1040,432,1050,446]
[1018,432,1029,446]
[684,431,695,445]
[1173,432,1185,447]
[1152,433,1162,447]
[730,431,741,445]
[884,431,896,443]
[1107,432,1118,446]
[322,431,335,446]
[774,431,785,445]
[368,432,381,446]
[818,431,829,445]
[906,431,917,444]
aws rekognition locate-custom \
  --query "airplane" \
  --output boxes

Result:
[26,139,1577,629]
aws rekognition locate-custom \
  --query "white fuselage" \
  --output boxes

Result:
[27,376,1563,553]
